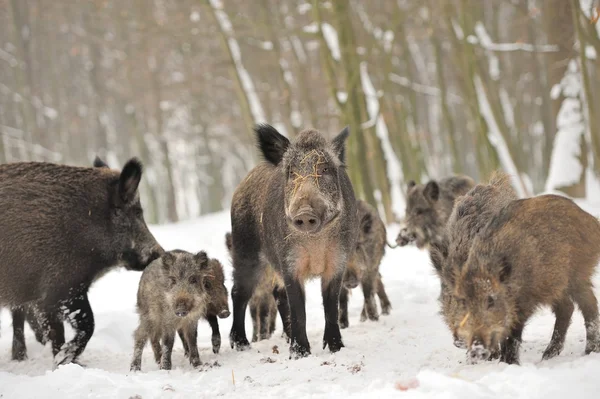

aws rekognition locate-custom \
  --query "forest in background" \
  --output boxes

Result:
[1,0,599,224]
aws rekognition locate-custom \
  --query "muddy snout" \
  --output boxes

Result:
[174,296,195,318]
[344,276,360,289]
[291,205,322,233]
[467,339,491,364]
[218,309,231,319]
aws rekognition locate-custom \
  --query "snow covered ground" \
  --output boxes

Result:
[1,207,600,398]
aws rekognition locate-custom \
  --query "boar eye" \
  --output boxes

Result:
[456,298,466,307]
[487,296,495,309]
[203,279,212,290]
[189,276,198,285]
[415,208,425,216]
[168,277,177,287]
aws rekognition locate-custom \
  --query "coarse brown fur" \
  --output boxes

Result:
[228,124,358,359]
[130,250,211,371]
[397,175,475,249]
[339,200,391,328]
[454,193,600,365]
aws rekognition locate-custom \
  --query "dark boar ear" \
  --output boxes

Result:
[498,255,511,283]
[361,213,373,235]
[255,123,290,166]
[93,156,109,168]
[407,180,416,189]
[161,252,177,271]
[331,126,349,163]
[424,181,440,202]
[194,251,209,267]
[224,232,233,252]
[118,158,143,203]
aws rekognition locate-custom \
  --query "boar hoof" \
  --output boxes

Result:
[130,363,141,372]
[190,357,202,369]
[323,327,344,353]
[381,305,391,316]
[499,352,520,365]
[212,335,221,354]
[339,319,349,329]
[160,361,172,370]
[584,340,600,355]
[230,333,251,351]
[289,342,311,359]
[542,344,563,360]
[11,350,27,362]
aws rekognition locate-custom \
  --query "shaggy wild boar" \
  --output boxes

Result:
[339,200,391,328]
[130,250,211,371]
[429,172,518,356]
[396,175,475,249]
[452,194,600,365]
[178,257,230,356]
[225,232,289,342]
[229,124,358,358]
[0,158,163,365]
[8,155,115,363]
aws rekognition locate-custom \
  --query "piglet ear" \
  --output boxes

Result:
[255,124,290,166]
[407,180,416,189]
[118,158,143,203]
[194,251,209,268]
[161,252,177,272]
[424,180,440,202]
[331,126,349,163]
[93,156,109,168]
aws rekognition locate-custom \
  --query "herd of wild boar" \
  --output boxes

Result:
[0,123,599,372]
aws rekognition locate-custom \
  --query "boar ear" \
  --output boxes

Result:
[429,238,448,275]
[424,181,440,202]
[361,213,373,235]
[194,250,209,267]
[118,158,143,203]
[93,156,109,168]
[498,256,511,283]
[224,233,233,252]
[255,123,290,166]
[161,252,177,271]
[331,126,349,163]
[407,180,416,189]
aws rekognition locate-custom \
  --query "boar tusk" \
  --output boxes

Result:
[459,312,470,328]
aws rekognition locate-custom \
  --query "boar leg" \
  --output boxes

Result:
[10,307,27,361]
[130,323,149,372]
[500,321,524,365]
[273,287,291,342]
[572,284,600,354]
[55,293,95,366]
[250,302,260,343]
[283,273,311,358]
[321,272,345,353]
[376,273,392,315]
[338,287,350,329]
[34,308,65,359]
[183,322,201,368]
[259,300,272,340]
[206,315,221,354]
[542,296,574,360]
[177,328,189,357]
[160,331,176,370]
[229,255,262,351]
[268,304,277,337]
[359,274,379,322]
[151,335,162,364]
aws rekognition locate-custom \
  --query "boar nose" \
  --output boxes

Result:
[218,310,231,319]
[345,278,359,289]
[468,339,490,363]
[175,310,188,317]
[292,206,321,233]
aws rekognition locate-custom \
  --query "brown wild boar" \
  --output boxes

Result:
[397,175,475,249]
[430,171,518,356]
[340,199,391,328]
[225,232,289,342]
[178,256,230,357]
[453,194,600,365]
[130,250,211,371]
[0,158,163,366]
[229,124,358,358]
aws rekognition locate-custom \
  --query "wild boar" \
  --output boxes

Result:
[339,199,391,328]
[228,124,358,358]
[429,171,518,356]
[397,175,475,249]
[453,193,600,365]
[0,158,163,366]
[130,250,211,371]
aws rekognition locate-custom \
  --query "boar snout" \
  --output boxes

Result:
[468,339,491,364]
[396,227,416,246]
[291,205,322,233]
[344,276,359,289]
[174,296,195,318]
[219,309,231,319]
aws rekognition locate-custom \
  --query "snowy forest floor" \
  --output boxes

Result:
[1,201,600,398]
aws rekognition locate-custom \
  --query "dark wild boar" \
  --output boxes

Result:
[339,199,391,328]
[229,124,358,358]
[430,171,518,356]
[453,194,600,365]
[397,176,475,249]
[0,158,163,366]
[130,250,211,371]
[178,256,230,356]
[225,232,289,342]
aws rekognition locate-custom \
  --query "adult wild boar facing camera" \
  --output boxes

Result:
[229,124,358,359]
[0,158,163,366]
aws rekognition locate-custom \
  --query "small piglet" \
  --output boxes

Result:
[130,250,211,371]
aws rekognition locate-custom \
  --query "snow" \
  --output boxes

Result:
[1,204,600,398]
[321,23,341,61]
